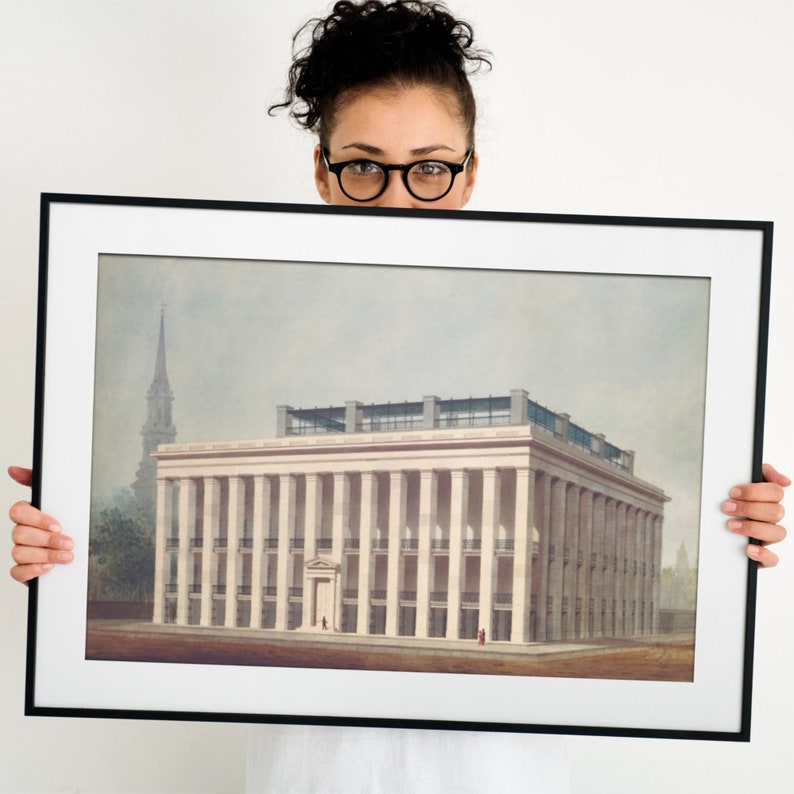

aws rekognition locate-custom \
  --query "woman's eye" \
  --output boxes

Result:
[413,162,451,178]
[345,161,382,177]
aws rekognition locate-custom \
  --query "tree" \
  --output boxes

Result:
[88,489,155,602]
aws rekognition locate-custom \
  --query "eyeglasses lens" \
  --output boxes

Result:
[340,163,387,201]
[406,162,454,200]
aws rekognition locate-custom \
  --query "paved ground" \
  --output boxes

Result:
[86,620,695,681]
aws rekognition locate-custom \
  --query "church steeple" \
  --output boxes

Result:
[153,307,170,386]
[132,307,176,508]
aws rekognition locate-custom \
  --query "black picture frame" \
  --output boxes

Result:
[27,194,771,740]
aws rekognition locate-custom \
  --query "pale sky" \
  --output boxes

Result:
[91,253,710,566]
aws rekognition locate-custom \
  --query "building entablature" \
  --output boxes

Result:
[527,435,669,508]
[153,426,666,510]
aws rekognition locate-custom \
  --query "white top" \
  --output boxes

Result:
[246,724,570,793]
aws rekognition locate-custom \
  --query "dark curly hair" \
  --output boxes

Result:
[269,1,491,147]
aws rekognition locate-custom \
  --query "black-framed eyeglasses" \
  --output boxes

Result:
[322,147,473,202]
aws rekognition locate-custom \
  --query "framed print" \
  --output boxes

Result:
[27,194,771,740]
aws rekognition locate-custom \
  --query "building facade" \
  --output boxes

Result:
[152,390,668,643]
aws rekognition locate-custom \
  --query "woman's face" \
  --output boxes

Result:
[314,84,478,210]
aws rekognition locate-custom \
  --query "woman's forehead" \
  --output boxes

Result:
[328,84,468,153]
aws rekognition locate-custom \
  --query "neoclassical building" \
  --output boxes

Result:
[152,391,668,644]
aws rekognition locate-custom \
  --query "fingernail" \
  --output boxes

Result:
[728,520,742,531]
[747,545,760,559]
[41,564,54,572]
[55,536,74,551]
[724,501,737,513]
[55,551,73,564]
[730,487,742,499]
[49,522,62,533]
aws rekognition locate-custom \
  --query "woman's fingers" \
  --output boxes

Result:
[761,462,792,489]
[723,465,789,569]
[8,499,73,583]
[727,517,786,545]
[723,485,785,526]
[7,465,33,488]
[746,543,780,568]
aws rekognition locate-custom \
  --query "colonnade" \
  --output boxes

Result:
[153,461,664,643]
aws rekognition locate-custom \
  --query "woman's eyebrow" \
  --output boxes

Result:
[410,144,456,157]
[340,142,384,155]
[339,142,456,157]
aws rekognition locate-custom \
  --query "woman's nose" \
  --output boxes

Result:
[373,173,419,209]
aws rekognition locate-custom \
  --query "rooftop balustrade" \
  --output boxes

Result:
[277,389,633,473]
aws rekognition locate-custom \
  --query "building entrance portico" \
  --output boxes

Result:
[303,558,340,632]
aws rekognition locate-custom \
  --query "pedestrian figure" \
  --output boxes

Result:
[322,616,328,631]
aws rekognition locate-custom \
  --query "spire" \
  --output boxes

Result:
[132,308,177,508]
[153,304,170,388]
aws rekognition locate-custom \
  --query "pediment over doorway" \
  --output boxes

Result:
[305,557,340,574]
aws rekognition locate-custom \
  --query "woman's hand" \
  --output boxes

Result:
[724,462,789,568]
[8,466,74,583]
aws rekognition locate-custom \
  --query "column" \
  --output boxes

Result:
[478,468,500,642]
[562,483,580,639]
[303,473,322,628]
[446,469,468,639]
[535,473,552,640]
[385,471,406,637]
[357,471,378,634]
[332,473,350,560]
[152,477,172,623]
[415,469,437,638]
[615,502,627,636]
[332,472,350,631]
[249,475,271,629]
[303,473,321,559]
[176,478,196,625]
[547,478,566,640]
[590,492,606,637]
[300,473,321,629]
[622,506,633,635]
[511,467,534,643]
[576,489,594,639]
[200,477,220,627]
[636,509,648,633]
[643,511,654,635]
[275,474,295,630]
[630,507,642,635]
[603,498,617,635]
[224,476,245,627]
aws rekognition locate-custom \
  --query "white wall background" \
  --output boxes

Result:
[1,1,792,791]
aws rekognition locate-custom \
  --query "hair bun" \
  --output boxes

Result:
[270,1,491,142]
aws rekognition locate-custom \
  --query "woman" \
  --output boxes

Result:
[7,2,790,791]
[8,0,788,582]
